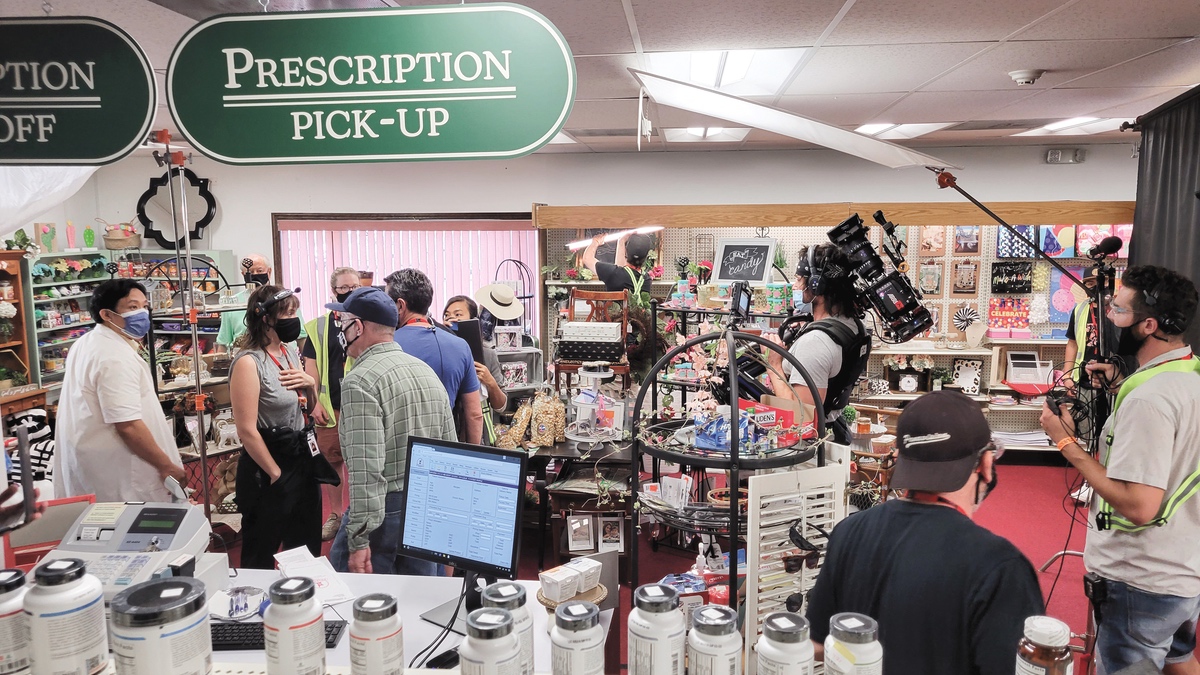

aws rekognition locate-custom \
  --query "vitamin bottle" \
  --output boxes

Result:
[482,582,533,675]
[1016,616,1073,675]
[823,612,882,675]
[0,569,29,675]
[687,605,741,675]
[756,612,814,675]
[24,558,108,675]
[459,608,521,675]
[551,601,604,675]
[263,577,325,675]
[627,583,685,675]
[349,593,404,675]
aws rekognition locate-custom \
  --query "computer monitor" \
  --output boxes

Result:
[399,436,528,580]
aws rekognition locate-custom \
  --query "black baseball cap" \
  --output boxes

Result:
[326,286,398,327]
[890,390,993,493]
[625,233,654,264]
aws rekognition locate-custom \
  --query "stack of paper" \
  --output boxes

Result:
[273,546,355,605]
[993,430,1051,448]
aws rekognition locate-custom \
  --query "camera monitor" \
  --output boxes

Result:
[399,437,527,632]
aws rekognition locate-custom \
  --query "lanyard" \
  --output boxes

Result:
[265,347,308,420]
[905,492,970,519]
[403,316,432,328]
[264,348,295,372]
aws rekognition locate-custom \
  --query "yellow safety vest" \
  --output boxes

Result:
[1097,354,1200,532]
[623,267,645,297]
[303,313,354,428]
[1071,302,1091,379]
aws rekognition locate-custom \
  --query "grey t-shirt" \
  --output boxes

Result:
[232,345,305,431]
[786,316,858,420]
[1085,346,1200,596]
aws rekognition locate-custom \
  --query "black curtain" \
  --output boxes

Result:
[1130,86,1200,348]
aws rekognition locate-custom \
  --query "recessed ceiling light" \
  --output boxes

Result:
[875,123,954,140]
[645,48,807,98]
[548,132,576,144]
[687,126,706,137]
[855,123,896,136]
[664,127,751,143]
[1044,117,1098,131]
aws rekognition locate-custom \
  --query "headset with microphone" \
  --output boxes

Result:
[251,287,301,318]
[1141,280,1185,334]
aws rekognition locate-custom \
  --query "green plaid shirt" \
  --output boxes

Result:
[339,341,456,551]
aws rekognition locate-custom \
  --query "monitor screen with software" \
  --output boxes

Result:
[398,437,527,580]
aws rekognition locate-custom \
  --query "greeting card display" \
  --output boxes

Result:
[991,261,1033,294]
[951,260,979,296]
[996,225,1038,258]
[1076,224,1112,258]
[918,261,943,298]
[1048,266,1086,323]
[1039,225,1075,258]
[988,298,1031,329]
[919,226,945,255]
[953,226,980,255]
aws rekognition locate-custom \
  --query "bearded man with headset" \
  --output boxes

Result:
[1041,264,1200,675]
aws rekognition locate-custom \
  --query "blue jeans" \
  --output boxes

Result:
[329,490,441,576]
[1096,579,1200,674]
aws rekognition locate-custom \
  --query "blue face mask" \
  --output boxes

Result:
[793,288,813,316]
[117,308,151,339]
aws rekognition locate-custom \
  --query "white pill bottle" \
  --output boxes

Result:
[823,612,883,675]
[481,582,533,675]
[24,558,108,675]
[550,601,604,675]
[349,593,404,675]
[756,612,814,675]
[627,583,685,675]
[109,577,211,675]
[459,608,522,675]
[0,568,29,675]
[687,605,741,675]
[263,577,325,675]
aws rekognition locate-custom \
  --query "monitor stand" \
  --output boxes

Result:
[420,571,494,636]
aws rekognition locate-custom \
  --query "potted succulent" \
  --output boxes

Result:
[31,262,53,284]
[929,366,953,391]
[0,367,13,390]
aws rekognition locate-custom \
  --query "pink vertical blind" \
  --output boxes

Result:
[278,220,540,334]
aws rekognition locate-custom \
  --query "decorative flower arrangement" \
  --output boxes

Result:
[648,265,665,280]
[909,355,934,372]
[0,301,16,320]
[564,268,579,280]
[66,259,83,276]
[697,260,713,284]
[31,263,53,282]
[883,354,908,371]
[578,268,594,281]
[51,259,71,281]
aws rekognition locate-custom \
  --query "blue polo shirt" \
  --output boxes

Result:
[393,324,480,406]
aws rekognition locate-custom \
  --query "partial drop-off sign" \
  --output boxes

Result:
[168,4,576,165]
[0,17,156,164]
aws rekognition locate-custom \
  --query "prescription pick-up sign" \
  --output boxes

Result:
[167,4,576,165]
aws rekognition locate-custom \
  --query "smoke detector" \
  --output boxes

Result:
[1009,69,1046,86]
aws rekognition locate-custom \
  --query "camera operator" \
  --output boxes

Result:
[768,243,870,443]
[1039,264,1200,675]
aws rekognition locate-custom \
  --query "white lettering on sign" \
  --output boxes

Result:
[290,108,391,140]
[0,61,95,91]
[0,114,56,143]
[222,48,512,89]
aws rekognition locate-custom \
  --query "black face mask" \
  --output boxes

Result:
[1115,323,1149,360]
[335,291,351,304]
[274,317,303,343]
[975,466,998,505]
[249,273,270,286]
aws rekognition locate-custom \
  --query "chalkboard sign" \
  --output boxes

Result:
[715,238,777,284]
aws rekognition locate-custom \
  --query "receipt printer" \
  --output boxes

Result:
[42,502,229,603]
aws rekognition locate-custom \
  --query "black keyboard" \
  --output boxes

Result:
[210,620,347,651]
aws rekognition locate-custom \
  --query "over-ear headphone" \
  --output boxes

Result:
[806,246,829,295]
[1142,281,1185,334]
[252,288,300,318]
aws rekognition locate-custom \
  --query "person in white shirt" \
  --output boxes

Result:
[54,280,185,502]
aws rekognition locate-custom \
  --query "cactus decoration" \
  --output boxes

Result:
[83,225,96,248]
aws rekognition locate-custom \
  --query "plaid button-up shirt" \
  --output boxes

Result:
[339,341,456,551]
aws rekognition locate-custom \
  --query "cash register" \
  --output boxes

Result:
[41,502,229,603]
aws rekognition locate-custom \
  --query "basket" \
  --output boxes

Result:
[707,487,749,510]
[104,232,141,250]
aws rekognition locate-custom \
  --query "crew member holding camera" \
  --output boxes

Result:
[1040,265,1200,675]
[768,243,870,443]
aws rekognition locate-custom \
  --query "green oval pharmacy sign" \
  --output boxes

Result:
[0,17,156,165]
[168,4,576,165]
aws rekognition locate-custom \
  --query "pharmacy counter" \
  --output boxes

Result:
[213,569,614,670]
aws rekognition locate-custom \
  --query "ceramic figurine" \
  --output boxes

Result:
[65,221,76,248]
[83,225,95,248]
[40,223,56,253]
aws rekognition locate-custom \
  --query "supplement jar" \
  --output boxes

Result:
[24,558,108,675]
[481,582,533,675]
[627,583,685,675]
[1016,615,1073,675]
[551,601,604,675]
[110,577,210,675]
[0,568,29,675]
[349,593,404,675]
[263,577,324,675]
[823,612,882,675]
[459,608,521,675]
[756,612,813,675]
[687,605,741,675]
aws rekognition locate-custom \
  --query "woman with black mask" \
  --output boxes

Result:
[230,284,322,568]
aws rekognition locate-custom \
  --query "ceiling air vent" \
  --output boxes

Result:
[566,128,658,138]
[947,119,1056,132]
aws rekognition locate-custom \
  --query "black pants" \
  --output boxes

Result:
[236,451,323,569]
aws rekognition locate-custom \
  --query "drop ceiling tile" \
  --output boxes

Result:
[1089,86,1194,117]
[563,99,640,130]
[772,93,910,126]
[574,56,642,99]
[872,90,1037,123]
[977,86,1186,119]
[1,0,196,68]
[631,0,840,51]
[786,43,989,96]
[924,39,1179,91]
[1016,0,1200,40]
[510,0,635,56]
[1066,39,1200,89]
[825,0,1065,45]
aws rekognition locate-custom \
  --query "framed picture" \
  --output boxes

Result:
[953,226,980,255]
[566,514,595,552]
[918,261,943,298]
[951,358,984,395]
[996,225,1038,258]
[714,238,777,285]
[919,225,945,255]
[599,516,624,553]
[991,261,1033,294]
[1038,225,1076,258]
[951,260,979,296]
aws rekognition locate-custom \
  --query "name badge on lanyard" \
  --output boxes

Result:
[306,429,321,458]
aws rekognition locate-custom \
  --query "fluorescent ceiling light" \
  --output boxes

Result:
[645,48,807,98]
[664,127,752,143]
[1012,118,1127,137]
[855,123,896,136]
[1045,116,1098,131]
[548,132,576,144]
[565,225,665,251]
[629,69,959,170]
[687,126,706,137]
[875,123,955,140]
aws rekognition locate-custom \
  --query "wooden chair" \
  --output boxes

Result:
[556,289,632,391]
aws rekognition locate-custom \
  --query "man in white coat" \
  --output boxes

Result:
[55,279,185,502]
